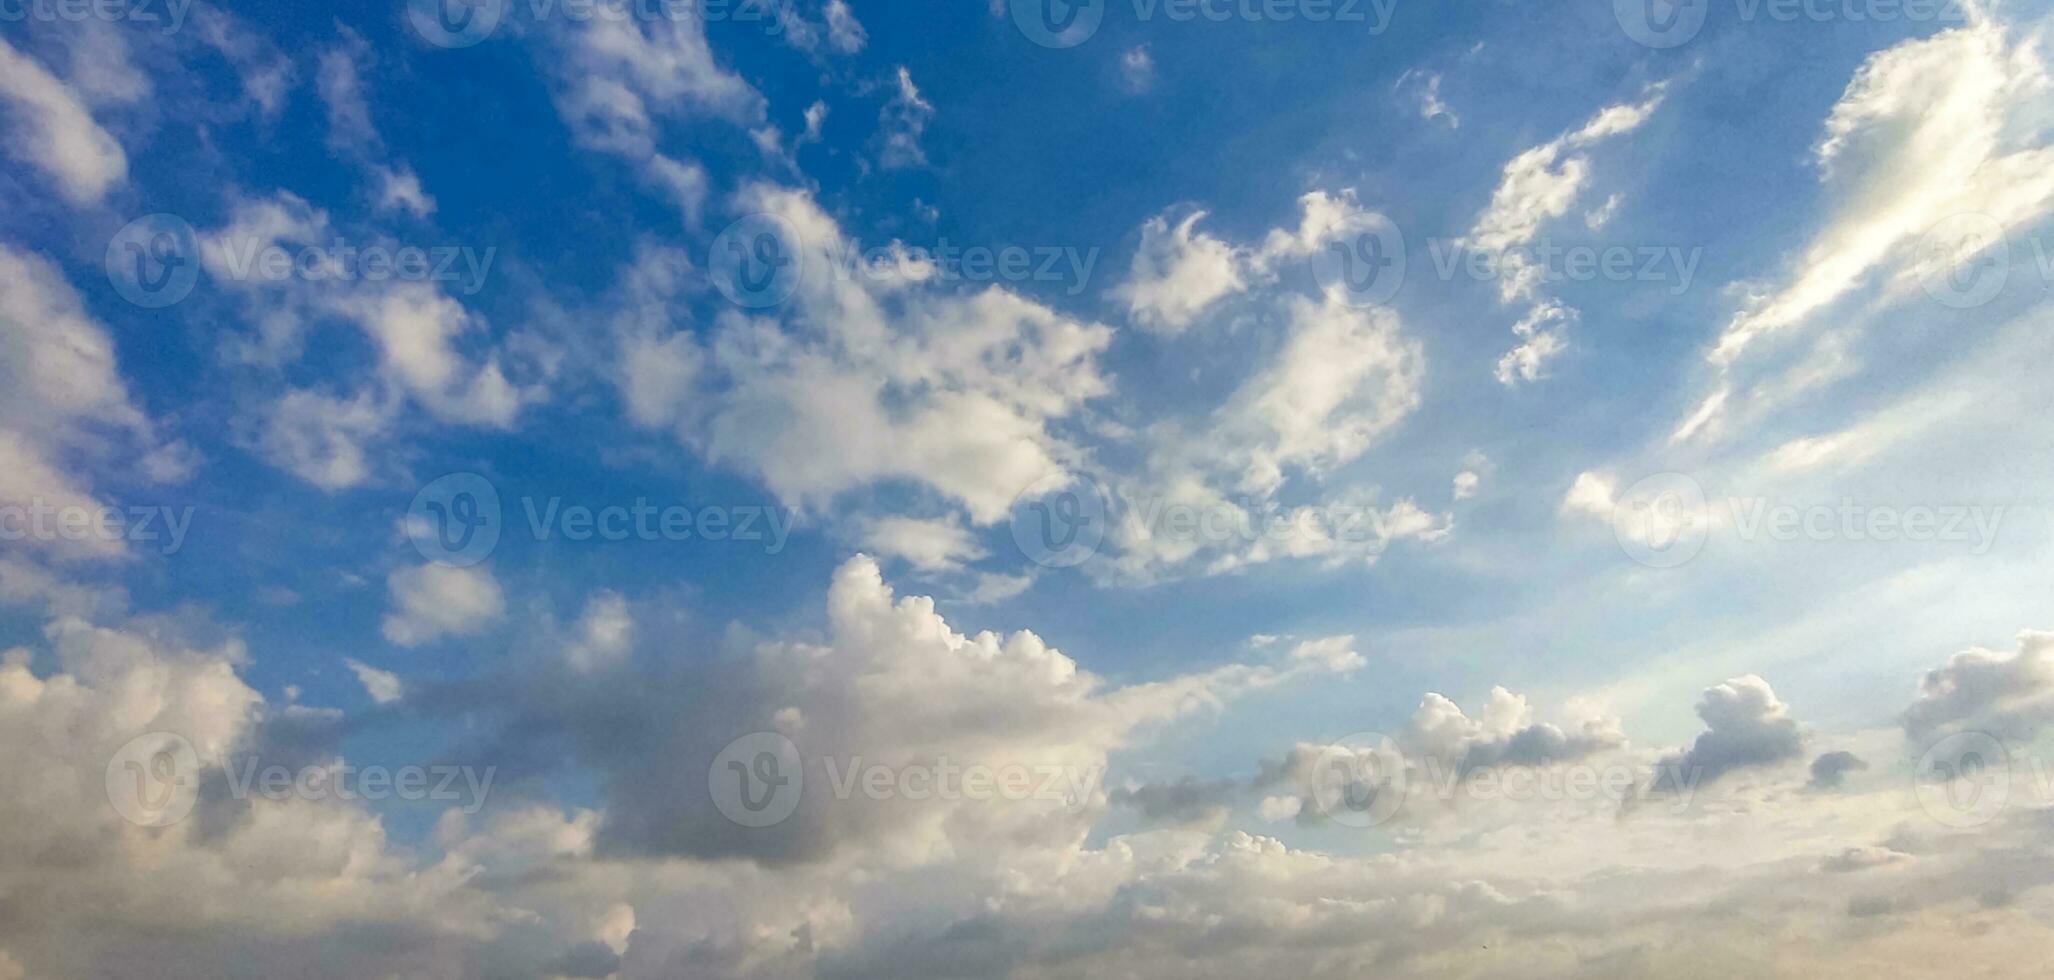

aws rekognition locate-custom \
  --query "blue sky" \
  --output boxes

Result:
[4,0,2054,976]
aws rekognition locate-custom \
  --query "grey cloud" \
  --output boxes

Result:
[1653,675,1804,791]
[1806,750,1868,790]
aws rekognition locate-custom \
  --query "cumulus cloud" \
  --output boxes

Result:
[1653,675,1805,789]
[1405,686,1624,773]
[382,565,505,647]
[616,184,1112,525]
[1903,629,2054,740]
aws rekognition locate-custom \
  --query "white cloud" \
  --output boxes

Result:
[1903,629,2054,740]
[859,515,987,572]
[1112,211,1249,333]
[1465,86,1667,384]
[1121,45,1155,92]
[344,658,404,704]
[0,36,126,204]
[1115,190,1397,335]
[617,184,1112,524]
[825,0,867,53]
[1395,68,1456,127]
[375,165,436,218]
[0,247,177,563]
[1679,7,2054,444]
[565,592,634,673]
[876,67,933,169]
[382,565,505,646]
[551,6,761,222]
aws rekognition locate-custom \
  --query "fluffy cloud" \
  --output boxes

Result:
[7,569,2054,978]
[382,565,506,647]
[344,658,404,704]
[198,192,543,488]
[617,184,1112,524]
[1903,629,2054,740]
[1113,211,1249,333]
[1113,190,1391,334]
[858,515,987,572]
[0,247,185,566]
[1808,750,1869,790]
[550,4,762,222]
[1654,675,1805,789]
[0,36,126,204]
